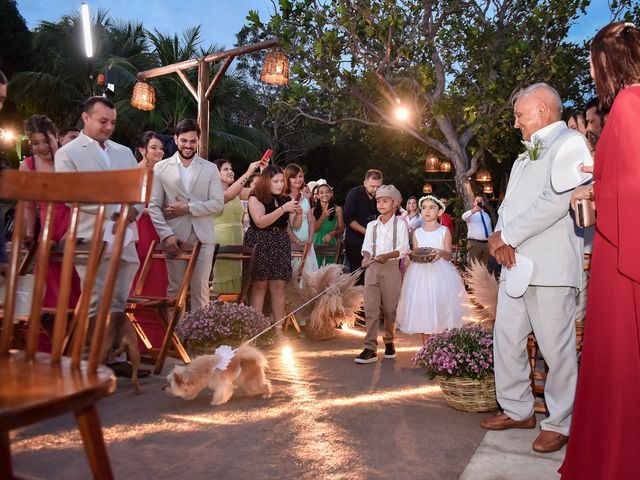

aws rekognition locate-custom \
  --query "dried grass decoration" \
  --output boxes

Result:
[463,259,498,325]
[286,264,363,340]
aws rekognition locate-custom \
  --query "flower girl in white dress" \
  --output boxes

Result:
[396,195,470,343]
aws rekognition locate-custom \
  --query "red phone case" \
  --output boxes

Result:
[260,149,273,165]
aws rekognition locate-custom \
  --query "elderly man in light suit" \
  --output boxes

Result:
[148,119,224,312]
[55,96,141,318]
[480,83,592,454]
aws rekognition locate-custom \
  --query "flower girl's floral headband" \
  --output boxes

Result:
[419,195,445,211]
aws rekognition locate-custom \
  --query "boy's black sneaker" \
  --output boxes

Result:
[354,349,378,364]
[384,343,396,359]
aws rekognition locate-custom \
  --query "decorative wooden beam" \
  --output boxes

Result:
[197,61,211,157]
[206,56,235,101]
[136,39,279,80]
[135,38,280,157]
[176,70,197,101]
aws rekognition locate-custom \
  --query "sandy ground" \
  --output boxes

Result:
[11,328,492,479]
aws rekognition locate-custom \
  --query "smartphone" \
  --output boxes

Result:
[259,148,273,167]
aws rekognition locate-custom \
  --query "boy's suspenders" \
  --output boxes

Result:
[371,216,397,258]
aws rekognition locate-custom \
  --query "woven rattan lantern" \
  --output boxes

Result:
[131,81,156,111]
[424,155,440,173]
[475,168,492,183]
[439,160,452,173]
[483,184,494,194]
[261,51,290,85]
[422,182,433,194]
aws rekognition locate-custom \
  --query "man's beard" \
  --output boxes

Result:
[178,147,196,160]
[586,131,600,150]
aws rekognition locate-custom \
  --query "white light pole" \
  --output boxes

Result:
[80,3,93,58]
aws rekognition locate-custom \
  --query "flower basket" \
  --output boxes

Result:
[436,374,497,412]
[413,325,497,412]
[176,300,275,356]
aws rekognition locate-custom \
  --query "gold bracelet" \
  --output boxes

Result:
[587,185,595,201]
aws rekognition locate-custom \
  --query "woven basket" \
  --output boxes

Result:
[436,374,498,412]
[408,247,437,263]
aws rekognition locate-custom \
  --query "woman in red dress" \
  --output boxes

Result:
[561,22,640,479]
[20,115,81,309]
[131,131,168,351]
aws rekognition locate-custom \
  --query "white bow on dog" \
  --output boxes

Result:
[213,345,235,371]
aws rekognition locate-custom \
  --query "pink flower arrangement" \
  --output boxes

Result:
[412,325,494,380]
[177,300,273,348]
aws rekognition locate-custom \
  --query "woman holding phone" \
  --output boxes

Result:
[212,157,264,294]
[245,165,302,322]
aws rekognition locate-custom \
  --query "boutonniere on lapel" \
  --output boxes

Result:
[517,136,544,161]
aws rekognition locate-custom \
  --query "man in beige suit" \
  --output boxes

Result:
[55,96,141,318]
[480,84,592,453]
[148,119,224,312]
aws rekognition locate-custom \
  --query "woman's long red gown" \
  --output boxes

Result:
[560,86,640,479]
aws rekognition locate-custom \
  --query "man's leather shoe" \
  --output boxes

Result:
[532,430,568,453]
[479,412,536,430]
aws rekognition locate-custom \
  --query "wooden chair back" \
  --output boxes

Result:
[212,244,257,305]
[0,168,151,479]
[313,238,343,266]
[1,168,151,371]
[127,239,205,374]
[131,239,201,308]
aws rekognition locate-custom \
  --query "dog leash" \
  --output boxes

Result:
[241,265,367,348]
[213,262,379,370]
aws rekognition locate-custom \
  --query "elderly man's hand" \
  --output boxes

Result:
[494,245,516,269]
[488,231,507,256]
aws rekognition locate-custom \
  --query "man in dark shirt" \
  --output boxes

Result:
[343,169,383,284]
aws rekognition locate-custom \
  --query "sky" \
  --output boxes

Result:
[17,0,613,49]
[17,0,274,49]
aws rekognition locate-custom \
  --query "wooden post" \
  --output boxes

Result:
[197,60,210,158]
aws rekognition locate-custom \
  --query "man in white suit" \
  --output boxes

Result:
[148,119,224,312]
[55,96,141,318]
[480,84,592,453]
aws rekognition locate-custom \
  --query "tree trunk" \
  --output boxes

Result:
[455,169,475,211]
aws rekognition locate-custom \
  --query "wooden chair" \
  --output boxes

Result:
[0,168,151,480]
[313,238,343,267]
[126,239,210,374]
[282,243,310,335]
[210,244,257,305]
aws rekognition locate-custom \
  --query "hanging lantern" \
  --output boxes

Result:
[483,184,494,194]
[261,51,290,85]
[96,73,106,86]
[422,182,433,194]
[439,160,452,173]
[424,154,440,173]
[475,168,492,183]
[131,81,156,111]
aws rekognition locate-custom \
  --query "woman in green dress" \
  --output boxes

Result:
[213,158,262,294]
[312,183,344,266]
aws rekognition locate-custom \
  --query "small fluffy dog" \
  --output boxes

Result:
[163,345,272,406]
[101,312,143,394]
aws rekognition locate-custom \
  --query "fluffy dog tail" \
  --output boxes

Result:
[235,344,269,369]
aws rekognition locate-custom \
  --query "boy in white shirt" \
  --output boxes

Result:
[355,185,410,364]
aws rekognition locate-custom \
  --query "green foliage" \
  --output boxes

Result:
[6,8,271,161]
[237,0,592,207]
